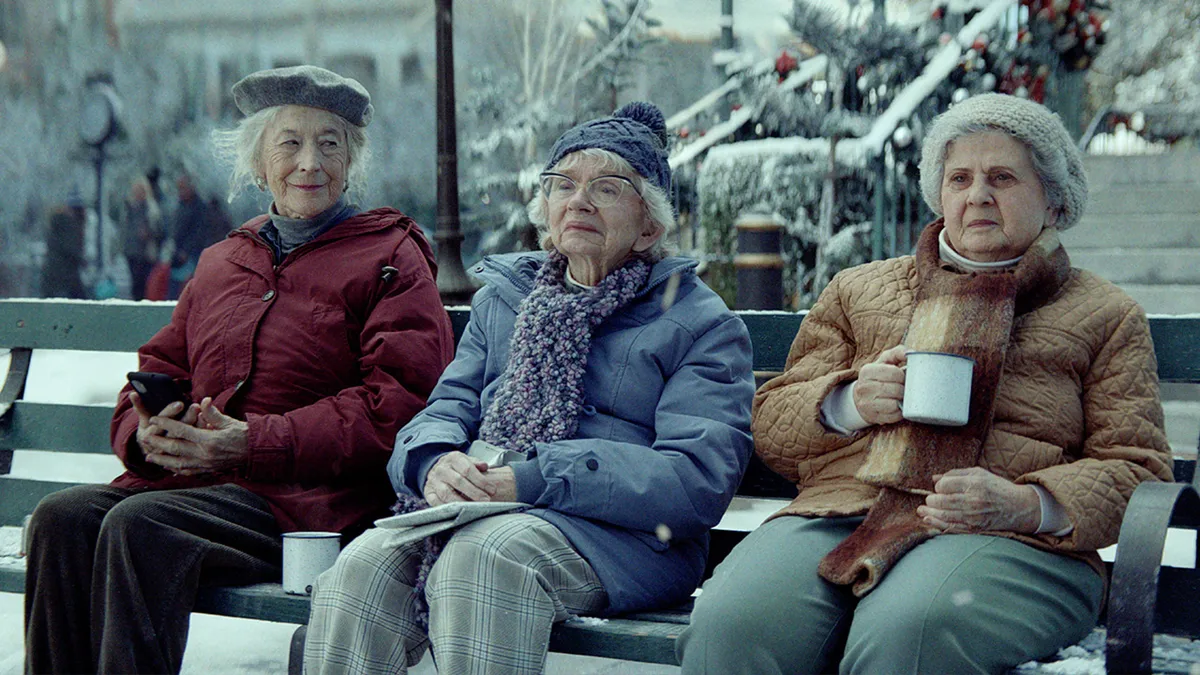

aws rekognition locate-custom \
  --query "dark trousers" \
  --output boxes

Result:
[24,483,283,675]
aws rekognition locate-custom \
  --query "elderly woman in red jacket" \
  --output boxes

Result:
[23,66,455,674]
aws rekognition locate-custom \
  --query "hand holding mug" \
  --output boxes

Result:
[853,345,908,425]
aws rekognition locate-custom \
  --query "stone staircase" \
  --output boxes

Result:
[1061,150,1200,457]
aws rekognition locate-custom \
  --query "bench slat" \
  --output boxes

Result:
[1149,318,1200,383]
[0,402,114,454]
[548,617,682,665]
[0,477,79,527]
[0,568,24,594]
[195,583,313,625]
[0,304,1193,380]
[737,312,804,373]
[0,301,174,352]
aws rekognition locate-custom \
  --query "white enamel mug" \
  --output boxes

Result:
[282,531,341,595]
[901,351,976,426]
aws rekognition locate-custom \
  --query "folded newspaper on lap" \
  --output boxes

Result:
[373,502,528,549]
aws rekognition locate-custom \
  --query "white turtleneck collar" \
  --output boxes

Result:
[938,229,1022,271]
[565,268,595,291]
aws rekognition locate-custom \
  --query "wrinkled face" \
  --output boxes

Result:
[940,131,1057,263]
[259,105,349,219]
[545,154,659,275]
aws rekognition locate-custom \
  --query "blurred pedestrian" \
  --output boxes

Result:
[40,191,88,299]
[122,176,164,300]
[204,196,233,245]
[167,173,209,299]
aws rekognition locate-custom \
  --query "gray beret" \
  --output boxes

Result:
[918,93,1088,231]
[232,65,373,127]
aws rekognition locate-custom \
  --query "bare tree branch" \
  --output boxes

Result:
[566,0,650,87]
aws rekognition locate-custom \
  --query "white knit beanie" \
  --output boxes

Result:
[918,93,1089,231]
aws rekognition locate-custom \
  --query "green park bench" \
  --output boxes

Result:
[0,298,1197,674]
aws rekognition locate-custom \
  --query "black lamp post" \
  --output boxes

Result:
[433,0,477,306]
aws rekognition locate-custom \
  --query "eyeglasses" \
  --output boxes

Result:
[539,172,642,208]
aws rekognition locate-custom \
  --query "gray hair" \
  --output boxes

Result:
[211,105,372,204]
[527,147,676,261]
[918,93,1088,231]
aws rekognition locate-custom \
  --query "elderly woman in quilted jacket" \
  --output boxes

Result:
[678,93,1174,674]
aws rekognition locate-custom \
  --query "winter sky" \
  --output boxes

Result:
[647,0,794,42]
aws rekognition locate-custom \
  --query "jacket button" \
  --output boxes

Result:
[262,290,275,301]
[586,459,599,471]
[474,265,484,273]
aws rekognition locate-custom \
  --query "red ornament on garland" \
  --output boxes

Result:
[775,50,799,79]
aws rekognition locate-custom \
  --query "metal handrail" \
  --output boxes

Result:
[1078,104,1115,153]
[698,0,1017,169]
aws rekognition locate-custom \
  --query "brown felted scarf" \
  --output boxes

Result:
[817,221,1070,597]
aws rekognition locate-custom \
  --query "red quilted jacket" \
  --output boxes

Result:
[110,208,455,536]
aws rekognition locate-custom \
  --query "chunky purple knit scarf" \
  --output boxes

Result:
[479,251,651,454]
[396,251,651,629]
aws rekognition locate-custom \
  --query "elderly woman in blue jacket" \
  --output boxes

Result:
[303,101,755,673]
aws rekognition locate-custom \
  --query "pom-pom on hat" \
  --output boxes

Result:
[544,101,672,192]
[232,65,373,127]
[918,93,1089,230]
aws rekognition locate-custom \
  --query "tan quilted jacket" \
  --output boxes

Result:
[753,252,1173,572]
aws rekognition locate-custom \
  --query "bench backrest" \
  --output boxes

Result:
[2,301,1198,601]
[1,300,1197,520]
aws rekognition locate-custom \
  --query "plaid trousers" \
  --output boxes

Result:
[304,513,608,675]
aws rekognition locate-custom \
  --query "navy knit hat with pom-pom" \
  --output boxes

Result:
[544,101,672,192]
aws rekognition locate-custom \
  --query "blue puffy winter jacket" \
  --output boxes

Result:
[388,251,754,613]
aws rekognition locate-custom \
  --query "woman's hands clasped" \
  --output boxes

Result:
[853,344,908,425]
[918,467,1042,534]
[423,451,518,506]
[130,392,250,476]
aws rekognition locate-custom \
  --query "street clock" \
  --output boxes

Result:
[80,83,119,146]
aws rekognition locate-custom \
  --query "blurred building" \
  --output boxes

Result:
[112,0,436,122]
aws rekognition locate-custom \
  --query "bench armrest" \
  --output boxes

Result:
[1105,480,1200,674]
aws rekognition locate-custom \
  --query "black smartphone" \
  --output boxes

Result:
[126,372,188,416]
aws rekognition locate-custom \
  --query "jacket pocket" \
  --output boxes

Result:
[306,304,357,381]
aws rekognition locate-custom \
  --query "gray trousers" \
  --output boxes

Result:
[677,515,1104,675]
[24,483,282,674]
[304,513,608,675]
